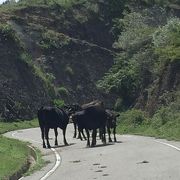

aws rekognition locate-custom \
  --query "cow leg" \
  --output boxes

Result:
[73,122,77,138]
[113,126,117,142]
[78,130,83,141]
[85,129,90,147]
[40,127,46,148]
[82,129,87,140]
[63,128,69,146]
[91,129,97,147]
[54,128,58,146]
[45,127,51,148]
[107,127,112,142]
[102,126,106,145]
[99,128,103,140]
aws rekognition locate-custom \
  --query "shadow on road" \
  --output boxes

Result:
[51,143,76,149]
[86,143,115,149]
[115,140,123,143]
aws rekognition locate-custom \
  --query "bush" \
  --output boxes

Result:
[153,18,180,62]
[116,91,180,140]
[119,109,148,127]
[57,86,69,96]
[114,97,124,111]
[40,30,70,49]
[152,91,180,127]
[65,66,74,76]
[97,53,142,106]
[0,23,22,46]
[53,99,65,108]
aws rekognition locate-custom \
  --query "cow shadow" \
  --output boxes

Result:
[81,140,123,149]
[51,143,75,149]
[88,143,114,149]
[115,140,123,143]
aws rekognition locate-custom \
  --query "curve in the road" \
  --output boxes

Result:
[10,129,180,180]
[12,131,62,180]
[155,140,180,152]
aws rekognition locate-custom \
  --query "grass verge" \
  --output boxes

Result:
[0,119,46,179]
[0,119,38,134]
[0,136,29,179]
[116,107,180,141]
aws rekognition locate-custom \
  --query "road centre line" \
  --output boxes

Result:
[11,131,62,180]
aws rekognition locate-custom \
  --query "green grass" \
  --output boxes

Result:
[116,107,180,141]
[25,147,47,177]
[0,136,29,179]
[0,119,46,179]
[0,119,38,134]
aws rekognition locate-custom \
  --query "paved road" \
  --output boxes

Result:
[5,124,180,180]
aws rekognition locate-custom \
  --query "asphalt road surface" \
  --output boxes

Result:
[5,124,180,180]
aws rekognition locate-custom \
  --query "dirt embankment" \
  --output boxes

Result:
[0,4,115,120]
[135,61,180,115]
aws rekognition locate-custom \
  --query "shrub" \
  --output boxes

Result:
[76,84,83,91]
[120,109,148,126]
[53,99,65,108]
[153,18,180,62]
[152,91,180,127]
[114,97,124,111]
[57,86,69,96]
[40,30,70,49]
[0,23,22,46]
[65,66,74,76]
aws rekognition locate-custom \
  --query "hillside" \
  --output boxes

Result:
[0,0,179,121]
[0,0,116,120]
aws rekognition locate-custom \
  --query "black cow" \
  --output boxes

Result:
[37,106,69,148]
[106,109,119,142]
[64,104,87,140]
[72,106,107,147]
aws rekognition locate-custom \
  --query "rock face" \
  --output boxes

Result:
[0,4,115,121]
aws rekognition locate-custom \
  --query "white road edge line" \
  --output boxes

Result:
[154,140,180,152]
[40,148,61,180]
[11,131,62,180]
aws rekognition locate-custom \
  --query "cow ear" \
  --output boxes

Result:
[116,114,120,117]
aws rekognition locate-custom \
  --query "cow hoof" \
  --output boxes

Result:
[47,145,51,149]
[65,143,69,146]
[109,139,112,142]
[43,145,46,148]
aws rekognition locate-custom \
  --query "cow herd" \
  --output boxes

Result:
[37,100,119,148]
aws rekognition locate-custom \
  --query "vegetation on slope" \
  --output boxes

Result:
[0,0,179,131]
[97,1,180,138]
[0,1,179,178]
[0,23,54,120]
[0,0,179,132]
[1,0,180,126]
[117,91,180,140]
[98,6,180,105]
